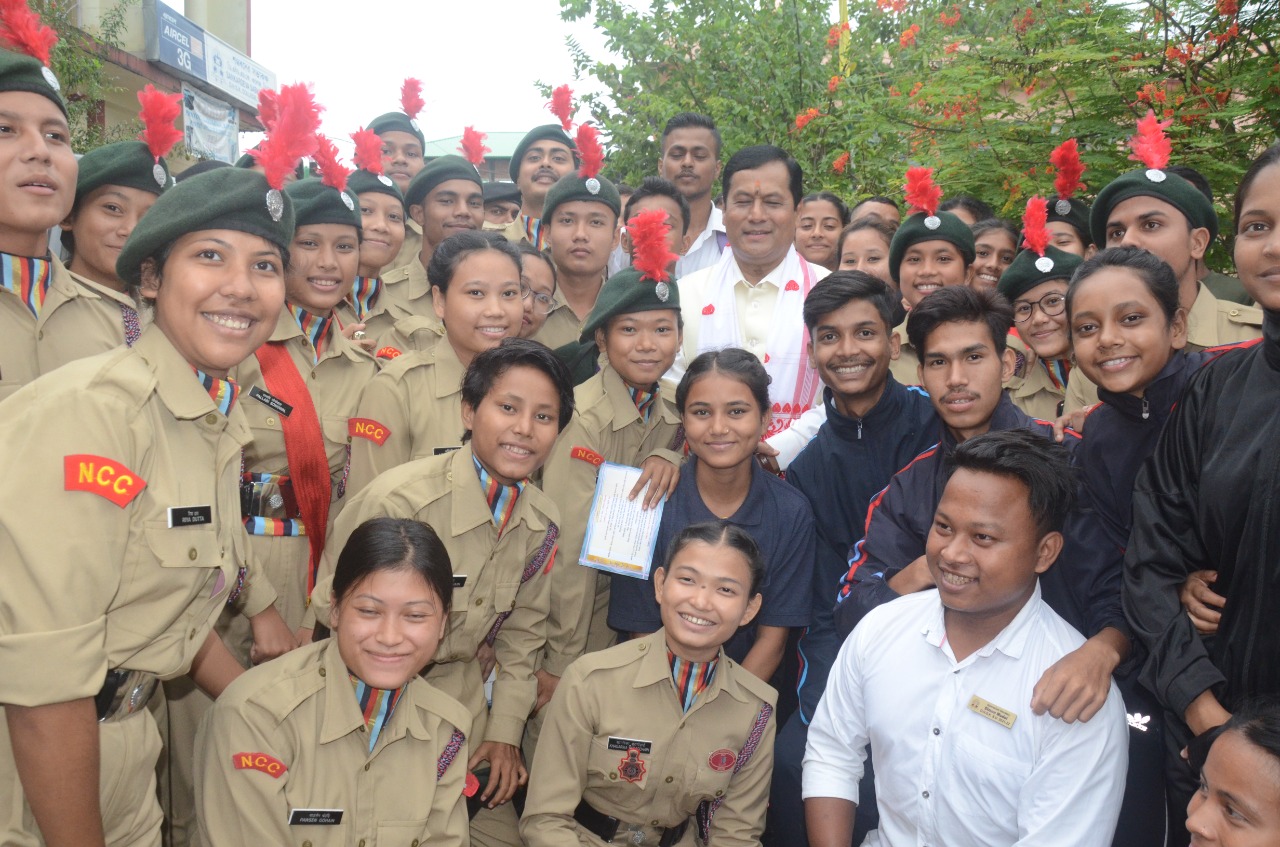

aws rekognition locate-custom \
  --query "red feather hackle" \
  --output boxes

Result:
[400,78,424,119]
[1022,196,1050,257]
[628,208,677,284]
[0,0,58,66]
[459,126,490,167]
[256,87,280,131]
[1128,109,1172,170]
[136,84,182,162]
[350,127,384,175]
[249,83,323,191]
[576,123,604,179]
[904,166,942,216]
[1050,138,1084,200]
[548,84,574,131]
[312,134,350,194]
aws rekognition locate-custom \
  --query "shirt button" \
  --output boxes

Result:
[188,628,197,640]
[475,598,484,607]
[665,776,674,783]
[302,842,312,847]
[359,840,366,847]
[922,790,930,799]
[651,820,660,827]
[509,599,516,610]
[1230,309,1241,317]
[412,841,420,847]
[933,728,941,735]
[205,413,218,425]
[609,772,618,780]
[319,667,326,677]
[266,416,276,426]
[714,789,724,797]
[364,763,371,771]
[188,548,198,560]
[638,643,647,652]
[358,725,366,732]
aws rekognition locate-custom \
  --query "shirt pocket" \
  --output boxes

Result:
[589,734,648,790]
[322,415,351,480]
[375,817,429,845]
[950,733,1032,826]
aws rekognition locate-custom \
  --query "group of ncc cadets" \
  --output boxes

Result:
[2,1,1280,845]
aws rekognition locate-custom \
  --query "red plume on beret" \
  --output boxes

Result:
[576,123,604,180]
[904,166,942,216]
[250,82,323,191]
[0,0,57,66]
[629,207,676,284]
[312,134,350,194]
[136,84,182,164]
[400,78,424,120]
[459,126,490,167]
[1022,196,1050,257]
[1050,139,1084,200]
[549,84,574,131]
[1128,109,1172,171]
[351,127,384,175]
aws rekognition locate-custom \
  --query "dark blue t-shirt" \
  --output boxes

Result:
[607,455,816,662]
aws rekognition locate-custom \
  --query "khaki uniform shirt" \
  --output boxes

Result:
[0,255,73,401]
[386,217,423,272]
[37,269,149,374]
[345,339,468,497]
[499,216,531,247]
[534,285,590,351]
[539,365,684,674]
[1202,270,1252,307]
[888,319,921,388]
[0,326,276,842]
[1004,333,1066,421]
[308,445,559,747]
[342,256,441,353]
[521,631,777,847]
[1064,283,1263,412]
[377,314,445,358]
[194,639,471,847]
[229,310,377,629]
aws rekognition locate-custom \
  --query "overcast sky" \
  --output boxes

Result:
[247,0,613,152]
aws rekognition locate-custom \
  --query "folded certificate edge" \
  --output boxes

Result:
[578,461,664,579]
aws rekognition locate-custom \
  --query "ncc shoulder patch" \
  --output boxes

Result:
[348,418,391,446]
[63,454,146,507]
[570,446,605,466]
[232,751,287,778]
[376,346,403,360]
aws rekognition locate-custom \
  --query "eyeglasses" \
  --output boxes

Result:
[1012,291,1067,323]
[521,284,556,315]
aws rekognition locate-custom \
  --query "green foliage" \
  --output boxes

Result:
[34,0,138,151]
[565,0,1279,262]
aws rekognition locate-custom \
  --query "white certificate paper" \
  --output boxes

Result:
[579,462,665,578]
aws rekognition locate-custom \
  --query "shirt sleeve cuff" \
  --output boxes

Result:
[238,572,278,618]
[0,621,108,706]
[484,713,527,747]
[800,762,863,802]
[540,650,576,678]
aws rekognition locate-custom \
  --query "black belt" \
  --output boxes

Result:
[94,668,159,722]
[574,799,688,847]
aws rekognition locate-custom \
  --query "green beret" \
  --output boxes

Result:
[175,159,232,183]
[367,111,425,150]
[1047,196,1091,246]
[117,167,296,288]
[348,168,404,205]
[404,155,481,209]
[484,181,521,206]
[997,246,1082,302]
[510,124,576,184]
[542,172,621,222]
[0,48,66,116]
[888,210,976,283]
[285,177,361,231]
[1090,168,1219,247]
[580,266,680,340]
[76,141,172,202]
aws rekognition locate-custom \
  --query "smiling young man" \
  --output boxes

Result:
[366,101,426,272]
[804,430,1129,847]
[658,112,725,278]
[768,271,937,847]
[499,124,578,250]
[1063,162,1262,411]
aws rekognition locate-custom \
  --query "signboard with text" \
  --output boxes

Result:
[145,0,274,110]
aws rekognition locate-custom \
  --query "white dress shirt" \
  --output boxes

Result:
[803,585,1128,847]
[675,205,727,279]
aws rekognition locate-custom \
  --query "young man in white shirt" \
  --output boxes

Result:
[659,112,726,279]
[803,429,1129,847]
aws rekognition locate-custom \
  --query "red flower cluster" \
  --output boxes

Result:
[833,151,851,174]
[900,24,920,47]
[826,21,850,49]
[876,0,907,12]
[1165,41,1201,64]
[1210,23,1239,47]
[938,5,961,27]
[1014,8,1035,34]
[945,40,962,54]
[1135,83,1168,105]
[795,108,821,131]
[1216,0,1238,15]
[829,75,842,93]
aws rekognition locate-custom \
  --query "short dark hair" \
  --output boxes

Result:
[1208,698,1280,773]
[332,517,455,613]
[1067,246,1181,327]
[615,183,635,197]
[971,217,1020,245]
[1165,165,1214,203]
[625,176,691,234]
[944,429,1077,535]
[801,192,851,227]
[939,194,994,222]
[722,145,803,208]
[906,285,1013,364]
[803,271,897,335]
[1233,142,1280,233]
[664,521,765,596]
[515,241,557,291]
[835,217,897,267]
[661,112,722,158]
[676,348,771,417]
[460,337,575,437]
[427,230,521,294]
[851,195,900,215]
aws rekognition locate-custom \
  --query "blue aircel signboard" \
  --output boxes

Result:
[144,0,274,110]
[152,1,206,80]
